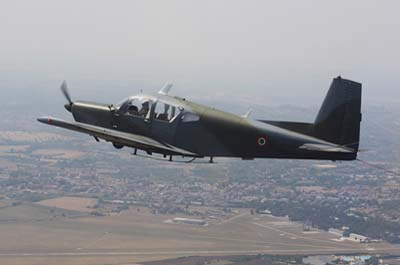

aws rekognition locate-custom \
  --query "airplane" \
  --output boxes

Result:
[38,76,362,163]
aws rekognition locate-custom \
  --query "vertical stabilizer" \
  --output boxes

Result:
[314,76,362,152]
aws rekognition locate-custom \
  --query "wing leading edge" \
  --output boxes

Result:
[37,117,200,157]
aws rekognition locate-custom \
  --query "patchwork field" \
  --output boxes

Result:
[0,203,399,265]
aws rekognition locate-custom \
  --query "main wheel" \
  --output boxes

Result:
[112,143,124,149]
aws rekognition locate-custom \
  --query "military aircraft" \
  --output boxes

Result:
[38,76,362,163]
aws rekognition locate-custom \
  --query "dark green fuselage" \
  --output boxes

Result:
[70,93,357,161]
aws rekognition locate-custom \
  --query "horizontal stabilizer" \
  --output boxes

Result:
[299,143,355,153]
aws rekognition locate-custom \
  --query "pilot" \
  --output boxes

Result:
[128,105,139,116]
[157,104,170,121]
[138,101,150,117]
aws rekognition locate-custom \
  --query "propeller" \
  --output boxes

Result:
[60,80,73,112]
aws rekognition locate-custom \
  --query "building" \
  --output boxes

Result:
[258,209,271,214]
[349,233,369,243]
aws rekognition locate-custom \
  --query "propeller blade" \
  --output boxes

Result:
[60,80,72,105]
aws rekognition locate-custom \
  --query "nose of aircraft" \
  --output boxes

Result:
[64,103,72,112]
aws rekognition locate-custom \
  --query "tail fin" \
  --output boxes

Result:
[314,76,362,152]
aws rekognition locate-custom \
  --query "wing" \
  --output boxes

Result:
[299,143,355,153]
[37,117,200,157]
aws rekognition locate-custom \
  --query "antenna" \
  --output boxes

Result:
[242,108,253,118]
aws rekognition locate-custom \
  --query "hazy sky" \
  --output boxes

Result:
[1,0,399,105]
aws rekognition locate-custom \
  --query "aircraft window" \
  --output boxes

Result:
[154,102,180,122]
[181,112,200,123]
[124,98,152,119]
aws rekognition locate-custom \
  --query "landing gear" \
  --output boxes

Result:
[112,143,124,149]
[209,156,214,163]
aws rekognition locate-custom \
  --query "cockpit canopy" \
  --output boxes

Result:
[116,96,183,123]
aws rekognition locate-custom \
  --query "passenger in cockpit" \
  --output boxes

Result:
[138,101,150,117]
[128,105,139,116]
[157,104,170,121]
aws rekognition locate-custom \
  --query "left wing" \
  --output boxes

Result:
[37,117,200,157]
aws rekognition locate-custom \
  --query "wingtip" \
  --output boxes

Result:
[37,117,52,124]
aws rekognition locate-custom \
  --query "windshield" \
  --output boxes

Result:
[117,96,153,119]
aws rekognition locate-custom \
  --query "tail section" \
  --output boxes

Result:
[313,76,362,152]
